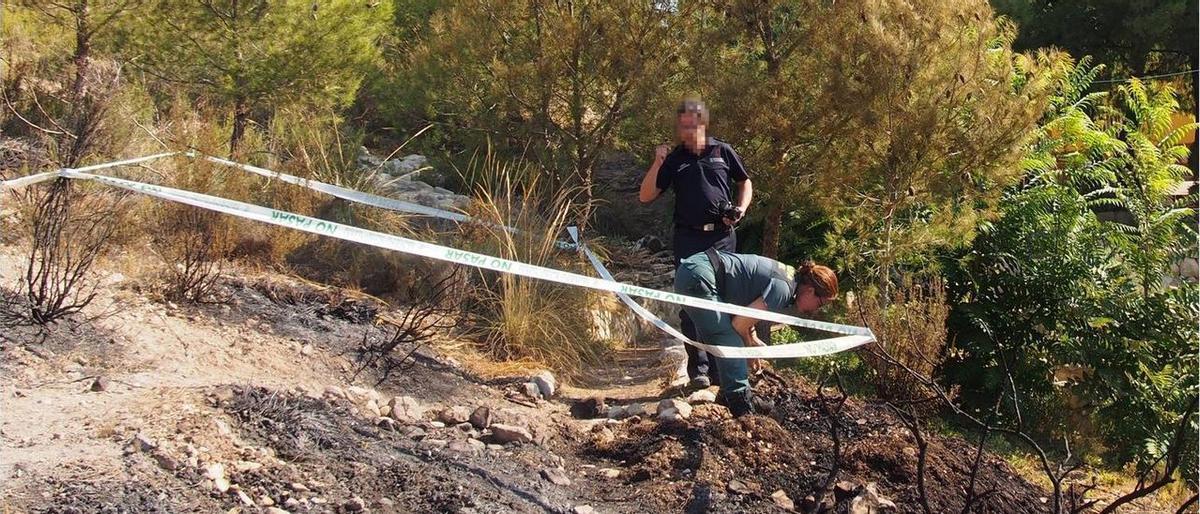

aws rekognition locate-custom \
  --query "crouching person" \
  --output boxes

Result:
[673,249,838,417]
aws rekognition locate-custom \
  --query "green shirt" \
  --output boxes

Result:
[712,251,797,314]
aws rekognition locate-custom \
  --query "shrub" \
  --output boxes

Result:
[855,276,950,407]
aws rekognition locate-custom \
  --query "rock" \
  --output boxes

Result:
[456,422,475,433]
[323,386,346,400]
[266,508,290,514]
[376,417,398,431]
[469,406,492,429]
[657,408,683,423]
[234,461,262,472]
[489,423,533,444]
[541,467,572,486]
[606,405,627,419]
[849,483,896,514]
[429,421,446,428]
[727,479,753,495]
[235,488,255,506]
[344,496,366,511]
[467,438,486,449]
[571,397,607,419]
[290,482,309,492]
[133,433,157,452]
[574,506,595,514]
[657,398,692,419]
[364,399,382,417]
[448,440,477,453]
[205,463,230,493]
[388,396,425,422]
[771,490,795,511]
[259,495,275,506]
[346,386,373,399]
[532,370,556,398]
[834,481,859,501]
[799,496,818,513]
[438,406,472,425]
[599,468,620,479]
[687,389,717,404]
[284,497,301,509]
[625,403,647,418]
[382,154,428,176]
[422,438,448,448]
[401,425,427,439]
[357,146,384,169]
[214,419,232,437]
[300,344,313,356]
[89,376,110,392]
[523,382,542,400]
[152,451,179,471]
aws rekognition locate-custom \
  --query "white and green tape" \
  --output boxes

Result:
[2,152,876,359]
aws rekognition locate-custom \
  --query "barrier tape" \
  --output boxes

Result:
[0,152,179,193]
[565,227,872,358]
[2,151,876,358]
[191,150,876,350]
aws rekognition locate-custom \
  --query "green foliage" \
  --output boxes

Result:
[944,57,1198,478]
[377,0,684,211]
[114,0,392,153]
[789,0,1051,291]
[991,0,1197,82]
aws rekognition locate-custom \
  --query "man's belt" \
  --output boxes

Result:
[676,222,729,232]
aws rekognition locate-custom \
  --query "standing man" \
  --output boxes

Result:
[639,98,753,389]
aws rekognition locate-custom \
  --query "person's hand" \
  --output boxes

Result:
[654,144,670,163]
[747,334,767,372]
[722,206,744,226]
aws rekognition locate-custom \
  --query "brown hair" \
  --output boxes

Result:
[676,98,709,125]
[795,261,838,299]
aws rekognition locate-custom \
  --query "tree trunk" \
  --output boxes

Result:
[762,202,783,259]
[230,97,250,156]
[70,0,90,105]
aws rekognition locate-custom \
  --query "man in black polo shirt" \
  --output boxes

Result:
[638,98,753,389]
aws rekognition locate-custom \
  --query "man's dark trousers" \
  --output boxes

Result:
[674,226,736,384]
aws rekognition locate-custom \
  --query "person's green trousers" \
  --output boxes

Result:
[673,252,751,396]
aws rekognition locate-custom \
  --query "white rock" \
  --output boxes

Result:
[541,467,572,486]
[388,396,426,422]
[532,370,556,398]
[438,406,472,425]
[687,389,717,404]
[365,399,381,417]
[233,460,262,472]
[657,398,693,419]
[346,386,372,399]
[205,463,230,493]
[489,423,534,444]
[523,382,542,400]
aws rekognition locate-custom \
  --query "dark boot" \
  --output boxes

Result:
[720,390,773,418]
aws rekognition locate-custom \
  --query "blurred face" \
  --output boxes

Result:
[676,112,705,146]
[795,286,834,314]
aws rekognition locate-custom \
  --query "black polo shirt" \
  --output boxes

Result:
[655,137,749,227]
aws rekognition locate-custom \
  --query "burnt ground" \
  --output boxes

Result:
[1,245,1151,514]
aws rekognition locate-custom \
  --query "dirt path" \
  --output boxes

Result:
[0,244,1075,514]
